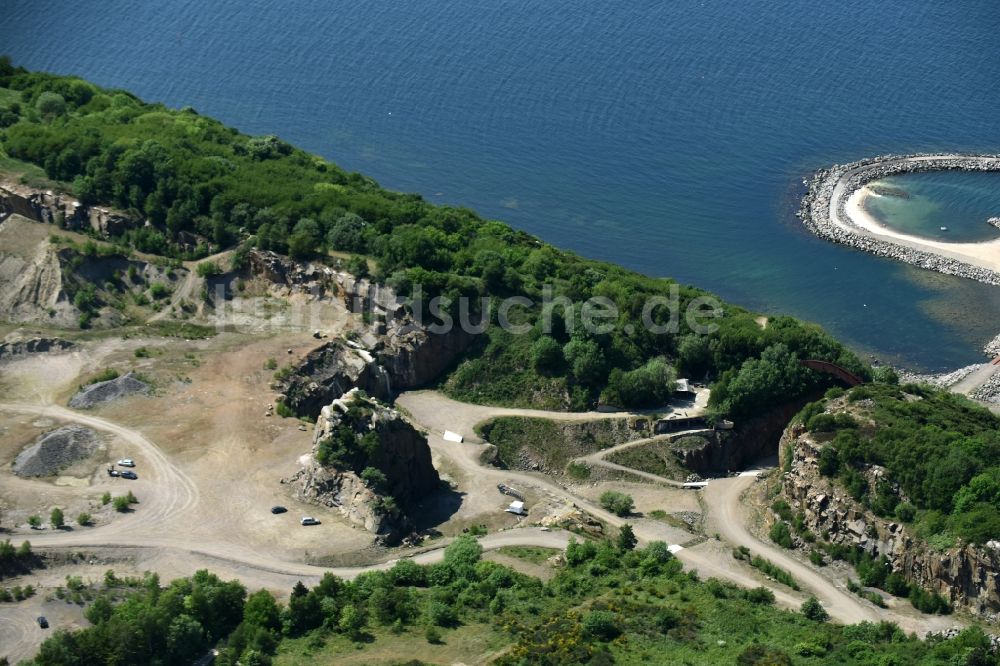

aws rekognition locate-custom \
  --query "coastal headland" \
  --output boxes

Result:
[799,153,1000,284]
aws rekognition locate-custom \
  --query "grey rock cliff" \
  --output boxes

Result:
[781,423,1000,620]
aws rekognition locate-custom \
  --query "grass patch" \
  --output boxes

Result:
[144,320,217,339]
[605,438,691,481]
[497,546,561,565]
[275,623,506,665]
[478,416,640,471]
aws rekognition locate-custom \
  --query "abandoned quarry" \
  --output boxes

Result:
[3,60,1000,665]
[4,178,1000,664]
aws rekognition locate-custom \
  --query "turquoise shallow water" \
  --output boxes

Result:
[2,0,1000,371]
[865,172,1000,243]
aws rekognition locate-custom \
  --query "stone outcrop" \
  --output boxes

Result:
[0,337,75,360]
[799,153,1000,286]
[280,340,392,417]
[0,181,142,238]
[780,423,1000,620]
[261,250,475,417]
[285,389,440,545]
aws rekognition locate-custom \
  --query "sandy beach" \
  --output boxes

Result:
[843,185,1000,273]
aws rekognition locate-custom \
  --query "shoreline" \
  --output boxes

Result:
[798,153,1000,285]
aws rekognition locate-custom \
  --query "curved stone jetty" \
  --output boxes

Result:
[799,153,1000,285]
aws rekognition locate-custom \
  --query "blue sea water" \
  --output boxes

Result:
[3,0,1000,370]
[865,172,1000,243]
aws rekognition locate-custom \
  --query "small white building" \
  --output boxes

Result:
[505,500,527,515]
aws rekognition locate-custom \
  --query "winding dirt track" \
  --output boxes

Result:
[1,389,956,662]
[0,401,200,533]
[569,430,713,486]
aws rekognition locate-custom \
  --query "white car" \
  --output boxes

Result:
[300,517,320,526]
[117,459,136,467]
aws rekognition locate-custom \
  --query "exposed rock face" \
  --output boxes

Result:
[286,389,440,544]
[671,397,814,475]
[281,340,392,418]
[69,371,151,409]
[781,424,1000,620]
[258,250,475,417]
[0,182,142,238]
[0,337,75,360]
[14,425,99,477]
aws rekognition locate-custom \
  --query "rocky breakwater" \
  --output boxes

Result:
[799,153,1000,286]
[780,423,1000,620]
[285,388,440,545]
[0,181,141,238]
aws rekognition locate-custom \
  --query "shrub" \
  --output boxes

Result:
[425,625,443,644]
[149,282,170,299]
[112,496,130,512]
[196,260,222,277]
[582,610,620,641]
[769,522,793,549]
[599,491,634,517]
[894,502,916,523]
[801,596,829,622]
[77,513,92,526]
[50,507,64,529]
[771,499,792,521]
[744,586,776,605]
[101,492,111,505]
[27,515,41,529]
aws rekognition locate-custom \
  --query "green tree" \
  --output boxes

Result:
[244,589,282,631]
[346,255,369,278]
[599,491,634,517]
[338,603,365,639]
[801,596,829,622]
[530,335,564,374]
[167,614,205,662]
[287,218,321,259]
[27,515,41,529]
[602,357,677,407]
[35,91,66,117]
[617,524,637,551]
[360,466,387,491]
[563,338,607,386]
[49,507,64,529]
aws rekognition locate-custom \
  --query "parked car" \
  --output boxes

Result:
[117,459,135,467]
[120,471,138,480]
[300,517,320,526]
[37,616,48,628]
[270,506,287,514]
[107,467,120,477]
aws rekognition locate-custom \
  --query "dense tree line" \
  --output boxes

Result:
[0,59,867,411]
[24,534,996,665]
